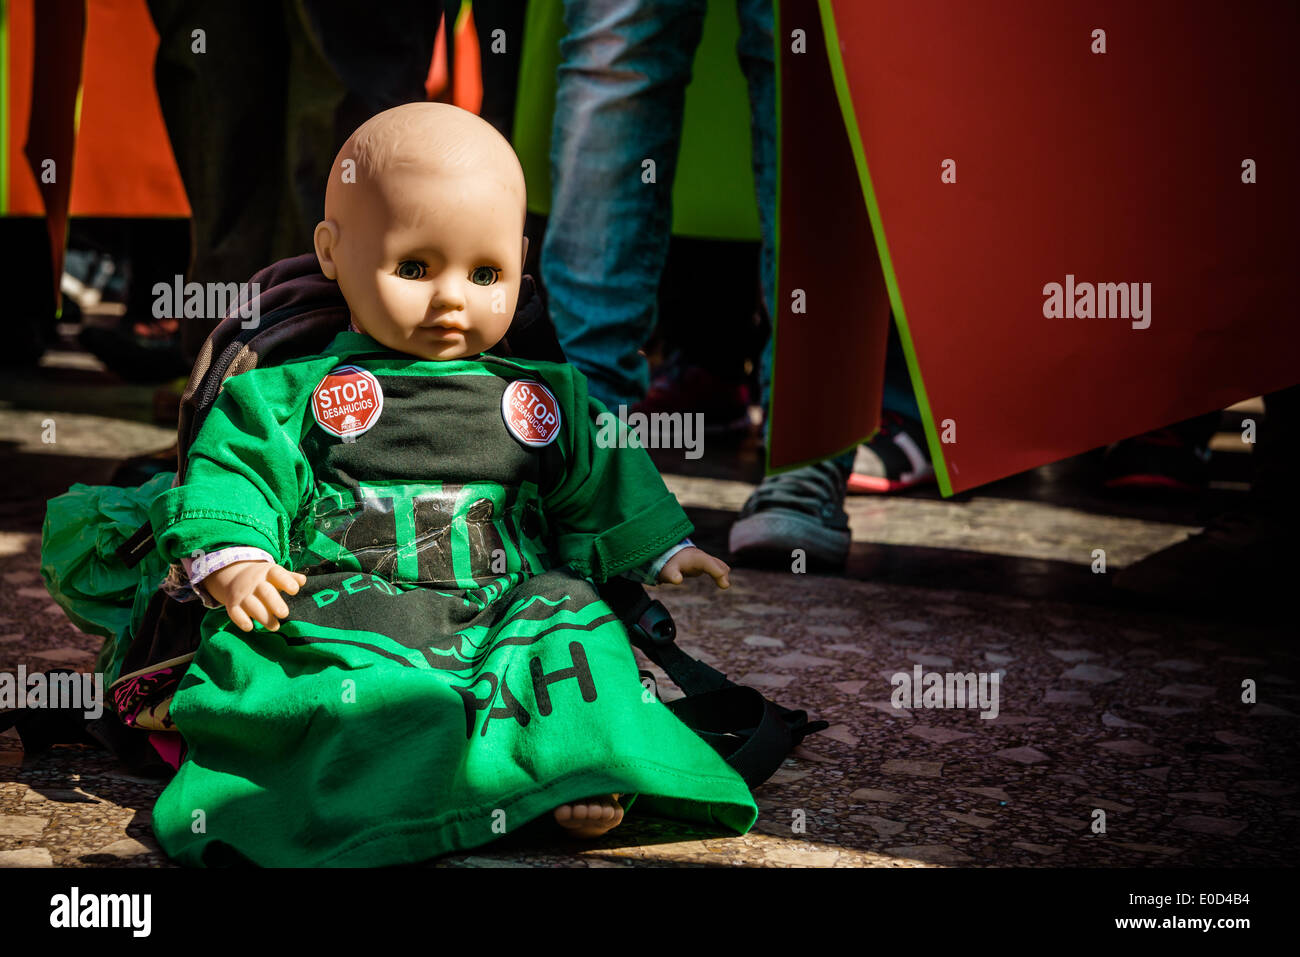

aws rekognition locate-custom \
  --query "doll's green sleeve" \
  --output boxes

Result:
[149,363,320,566]
[532,363,694,582]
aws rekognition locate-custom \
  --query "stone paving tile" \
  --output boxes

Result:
[995,746,1051,764]
[1043,690,1093,706]
[2,479,1298,869]
[1102,711,1149,729]
[908,726,975,744]
[1061,664,1124,684]
[1012,841,1059,856]
[1247,704,1296,717]
[1096,739,1162,756]
[1169,816,1248,837]
[1238,780,1296,797]
[851,788,908,803]
[1049,649,1099,663]
[0,847,54,866]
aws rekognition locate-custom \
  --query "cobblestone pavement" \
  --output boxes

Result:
[1,354,1295,867]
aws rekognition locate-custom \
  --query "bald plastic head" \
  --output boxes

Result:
[312,103,531,359]
[321,102,526,234]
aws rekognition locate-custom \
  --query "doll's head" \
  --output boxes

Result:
[314,103,529,360]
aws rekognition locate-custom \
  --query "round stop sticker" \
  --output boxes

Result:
[502,380,561,447]
[311,365,384,438]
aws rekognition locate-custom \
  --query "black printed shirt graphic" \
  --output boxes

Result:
[147,330,756,867]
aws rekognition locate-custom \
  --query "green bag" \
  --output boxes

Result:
[39,470,175,685]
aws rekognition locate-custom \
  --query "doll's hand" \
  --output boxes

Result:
[203,560,308,632]
[657,547,730,589]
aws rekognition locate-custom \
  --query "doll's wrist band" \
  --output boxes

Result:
[643,538,694,583]
[184,546,277,586]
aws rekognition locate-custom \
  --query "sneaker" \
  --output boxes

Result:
[1101,428,1211,492]
[728,460,850,569]
[848,411,935,493]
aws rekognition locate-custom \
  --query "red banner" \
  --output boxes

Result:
[772,0,1299,493]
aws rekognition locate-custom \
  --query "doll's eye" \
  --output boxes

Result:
[469,266,500,286]
[396,261,426,280]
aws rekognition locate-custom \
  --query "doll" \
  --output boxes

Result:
[145,103,758,866]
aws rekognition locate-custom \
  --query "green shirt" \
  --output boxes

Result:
[149,331,694,587]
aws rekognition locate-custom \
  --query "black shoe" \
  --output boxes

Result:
[1101,427,1212,492]
[728,460,850,570]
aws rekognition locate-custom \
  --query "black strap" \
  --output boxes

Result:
[0,668,93,748]
[596,577,827,787]
[664,687,794,789]
[115,521,155,570]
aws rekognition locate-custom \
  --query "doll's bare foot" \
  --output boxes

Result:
[553,794,623,838]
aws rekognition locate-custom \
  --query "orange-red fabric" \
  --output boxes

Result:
[6,0,189,218]
[768,0,888,471]
[22,0,83,302]
[774,0,1299,492]
[452,5,482,114]
[425,12,449,100]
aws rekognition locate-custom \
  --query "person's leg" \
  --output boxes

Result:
[148,0,439,362]
[299,0,442,170]
[0,218,58,367]
[147,0,297,360]
[470,0,530,139]
[542,0,708,409]
[736,0,776,351]
[289,0,442,278]
[848,321,936,492]
[881,323,922,420]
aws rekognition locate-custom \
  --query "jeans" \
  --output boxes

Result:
[543,0,777,410]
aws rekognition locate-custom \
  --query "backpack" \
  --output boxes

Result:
[14,253,826,788]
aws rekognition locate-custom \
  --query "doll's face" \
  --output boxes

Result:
[315,103,529,361]
[324,169,526,360]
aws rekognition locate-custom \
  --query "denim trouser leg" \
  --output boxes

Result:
[737,0,778,413]
[882,320,923,421]
[543,0,708,408]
